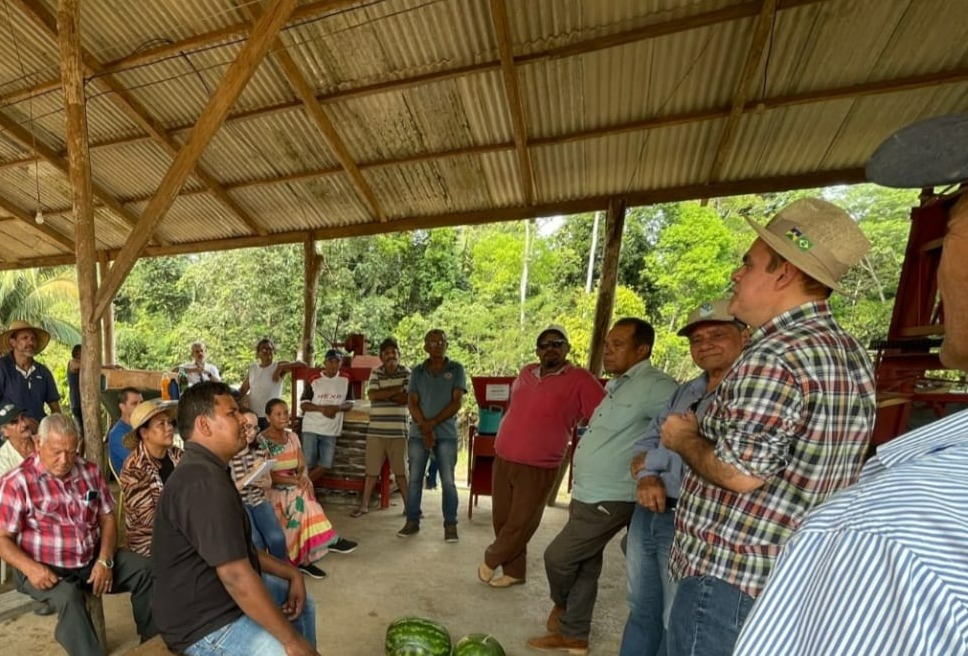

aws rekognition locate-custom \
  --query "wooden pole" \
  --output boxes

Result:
[302,236,322,366]
[98,253,116,365]
[587,197,627,375]
[58,0,106,647]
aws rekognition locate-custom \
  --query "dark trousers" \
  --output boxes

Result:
[485,457,559,579]
[544,498,635,639]
[16,549,157,656]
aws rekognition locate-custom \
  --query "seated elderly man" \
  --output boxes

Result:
[119,399,183,557]
[0,403,33,474]
[0,414,156,656]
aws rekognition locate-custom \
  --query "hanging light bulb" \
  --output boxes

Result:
[34,209,44,224]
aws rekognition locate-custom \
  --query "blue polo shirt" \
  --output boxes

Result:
[408,358,467,442]
[108,420,132,474]
[0,354,60,422]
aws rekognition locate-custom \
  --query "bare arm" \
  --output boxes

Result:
[48,401,62,414]
[661,413,763,494]
[429,389,465,425]
[239,374,251,397]
[0,533,57,590]
[88,512,117,596]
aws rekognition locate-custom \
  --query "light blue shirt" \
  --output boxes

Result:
[631,373,716,499]
[408,358,467,442]
[735,408,968,656]
[572,359,677,504]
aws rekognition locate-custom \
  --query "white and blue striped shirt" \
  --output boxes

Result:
[735,408,968,656]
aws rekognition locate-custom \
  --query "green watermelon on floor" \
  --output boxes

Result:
[385,616,453,656]
[453,633,506,656]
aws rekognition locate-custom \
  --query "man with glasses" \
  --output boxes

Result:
[478,325,604,589]
[398,329,467,542]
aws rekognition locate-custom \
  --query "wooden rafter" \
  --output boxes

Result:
[93,0,299,322]
[489,0,535,205]
[11,0,268,238]
[242,4,386,222]
[0,192,74,250]
[706,0,778,183]
[3,167,866,271]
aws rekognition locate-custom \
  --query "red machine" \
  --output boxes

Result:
[466,376,515,518]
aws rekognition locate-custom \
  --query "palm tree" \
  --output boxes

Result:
[0,267,81,346]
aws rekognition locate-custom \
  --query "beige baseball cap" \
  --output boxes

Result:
[677,300,741,336]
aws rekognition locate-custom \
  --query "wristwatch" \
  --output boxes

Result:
[96,557,114,569]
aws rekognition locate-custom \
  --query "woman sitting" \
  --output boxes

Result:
[229,410,288,560]
[120,399,182,557]
[260,398,358,579]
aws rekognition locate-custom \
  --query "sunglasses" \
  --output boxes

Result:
[538,339,567,350]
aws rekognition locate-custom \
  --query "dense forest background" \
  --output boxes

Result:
[7,184,918,404]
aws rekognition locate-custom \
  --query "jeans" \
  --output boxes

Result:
[246,501,288,561]
[666,576,755,656]
[426,456,438,488]
[619,504,677,656]
[184,574,316,656]
[406,438,458,525]
[302,432,337,469]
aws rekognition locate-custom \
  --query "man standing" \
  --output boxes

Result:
[0,321,61,422]
[479,325,604,589]
[528,319,677,655]
[661,198,877,655]
[0,403,33,474]
[734,120,968,655]
[353,338,410,518]
[174,341,221,386]
[0,414,156,655]
[619,301,747,656]
[300,348,353,486]
[151,381,318,656]
[107,387,143,474]
[398,329,466,542]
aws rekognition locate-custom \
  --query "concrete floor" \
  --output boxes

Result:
[0,487,629,655]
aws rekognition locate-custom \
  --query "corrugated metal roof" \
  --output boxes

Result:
[0,0,964,268]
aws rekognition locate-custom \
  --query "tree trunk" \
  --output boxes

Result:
[585,211,601,293]
[302,237,322,366]
[586,198,627,376]
[519,219,532,327]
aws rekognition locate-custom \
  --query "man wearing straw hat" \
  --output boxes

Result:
[0,321,61,422]
[660,198,878,655]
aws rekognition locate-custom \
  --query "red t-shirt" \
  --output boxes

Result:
[494,363,605,468]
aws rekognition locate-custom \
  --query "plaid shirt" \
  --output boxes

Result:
[670,301,876,598]
[0,453,115,568]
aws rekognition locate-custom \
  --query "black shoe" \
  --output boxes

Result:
[397,520,420,537]
[33,601,55,616]
[329,538,358,554]
[298,563,327,579]
[444,523,459,543]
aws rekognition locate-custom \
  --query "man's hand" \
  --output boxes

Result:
[87,561,113,597]
[636,476,667,513]
[321,406,338,419]
[282,637,320,656]
[630,452,646,478]
[281,574,307,620]
[27,562,59,591]
[660,411,700,453]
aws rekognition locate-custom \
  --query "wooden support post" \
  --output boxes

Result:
[99,254,116,365]
[302,237,322,367]
[587,198,627,375]
[58,0,106,648]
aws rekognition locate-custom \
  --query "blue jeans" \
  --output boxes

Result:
[246,501,288,561]
[666,576,755,656]
[302,432,337,469]
[184,574,316,656]
[406,438,458,525]
[620,504,677,656]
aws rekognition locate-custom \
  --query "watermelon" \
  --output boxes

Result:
[454,633,506,656]
[385,616,452,656]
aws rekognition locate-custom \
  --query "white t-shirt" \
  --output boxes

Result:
[0,441,25,475]
[301,373,350,436]
[247,362,283,418]
[178,362,220,386]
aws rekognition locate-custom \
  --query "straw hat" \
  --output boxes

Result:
[745,198,870,293]
[866,114,968,188]
[123,399,178,450]
[1,321,51,355]
[677,300,741,337]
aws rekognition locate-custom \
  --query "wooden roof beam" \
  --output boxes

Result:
[11,0,268,238]
[93,0,298,321]
[489,0,535,206]
[0,192,74,250]
[244,5,386,222]
[706,0,778,183]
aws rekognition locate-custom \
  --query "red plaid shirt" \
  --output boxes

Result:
[0,453,115,568]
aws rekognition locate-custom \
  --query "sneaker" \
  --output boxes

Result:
[298,563,327,579]
[444,523,458,543]
[397,520,420,537]
[329,538,358,554]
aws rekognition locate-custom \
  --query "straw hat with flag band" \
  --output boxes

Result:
[1,320,51,355]
[123,399,178,450]
[744,198,871,293]
[677,299,742,337]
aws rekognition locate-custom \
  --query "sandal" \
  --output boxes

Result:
[350,508,368,518]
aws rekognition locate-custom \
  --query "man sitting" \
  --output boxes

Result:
[0,414,156,656]
[151,381,318,656]
[107,386,142,474]
[0,403,33,474]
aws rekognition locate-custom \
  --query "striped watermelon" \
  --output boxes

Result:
[453,633,506,656]
[385,616,452,656]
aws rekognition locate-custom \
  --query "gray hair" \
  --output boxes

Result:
[190,341,206,351]
[38,413,79,446]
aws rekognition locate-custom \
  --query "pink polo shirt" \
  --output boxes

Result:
[494,363,605,468]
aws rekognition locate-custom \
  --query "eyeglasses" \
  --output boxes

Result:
[538,339,567,350]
